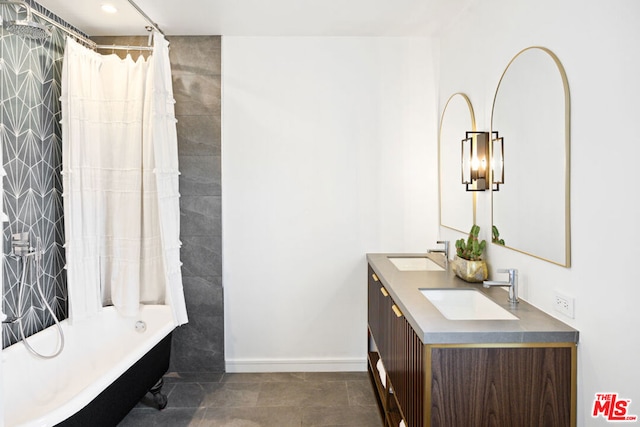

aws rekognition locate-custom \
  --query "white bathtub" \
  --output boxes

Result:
[2,305,175,427]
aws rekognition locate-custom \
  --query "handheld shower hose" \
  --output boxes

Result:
[15,237,64,359]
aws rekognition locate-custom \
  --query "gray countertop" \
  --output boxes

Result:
[367,253,579,345]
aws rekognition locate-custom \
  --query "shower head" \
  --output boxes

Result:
[3,18,50,40]
[1,0,51,40]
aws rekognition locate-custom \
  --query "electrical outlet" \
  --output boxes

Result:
[554,291,575,318]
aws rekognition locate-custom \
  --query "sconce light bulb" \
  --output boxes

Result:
[471,157,480,171]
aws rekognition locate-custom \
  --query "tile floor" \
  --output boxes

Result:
[118,371,384,427]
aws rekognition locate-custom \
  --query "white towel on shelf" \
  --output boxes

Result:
[376,359,387,388]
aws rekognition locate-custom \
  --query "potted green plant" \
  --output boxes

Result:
[453,224,488,282]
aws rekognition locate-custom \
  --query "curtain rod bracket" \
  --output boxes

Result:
[127,0,164,35]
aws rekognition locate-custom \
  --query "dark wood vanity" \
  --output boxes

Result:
[367,254,578,427]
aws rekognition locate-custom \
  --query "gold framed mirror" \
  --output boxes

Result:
[490,46,571,267]
[439,93,476,233]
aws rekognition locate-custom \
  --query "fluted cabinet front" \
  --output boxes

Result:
[368,266,424,427]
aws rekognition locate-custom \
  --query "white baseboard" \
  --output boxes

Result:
[225,357,367,373]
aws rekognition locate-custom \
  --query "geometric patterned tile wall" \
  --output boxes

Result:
[0,1,81,348]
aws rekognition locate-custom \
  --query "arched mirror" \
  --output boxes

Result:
[439,93,476,233]
[491,47,571,266]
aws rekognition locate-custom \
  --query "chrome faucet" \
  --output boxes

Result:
[427,240,449,262]
[483,268,519,304]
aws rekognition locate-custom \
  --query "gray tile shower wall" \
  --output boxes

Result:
[170,36,223,373]
[1,2,69,348]
[90,35,224,372]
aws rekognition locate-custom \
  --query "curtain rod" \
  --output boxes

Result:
[96,44,153,52]
[30,8,97,50]
[126,0,164,35]
[24,1,162,51]
[32,9,155,53]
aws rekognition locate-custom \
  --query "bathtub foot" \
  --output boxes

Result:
[150,378,168,410]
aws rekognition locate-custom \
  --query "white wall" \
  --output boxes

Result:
[436,0,640,425]
[222,37,438,372]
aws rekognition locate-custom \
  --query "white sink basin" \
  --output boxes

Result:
[420,289,518,320]
[388,257,445,271]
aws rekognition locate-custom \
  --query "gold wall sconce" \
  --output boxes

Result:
[461,131,503,191]
[492,134,504,190]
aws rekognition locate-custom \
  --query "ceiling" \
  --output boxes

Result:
[34,0,472,37]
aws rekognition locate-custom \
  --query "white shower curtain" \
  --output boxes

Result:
[60,34,188,326]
